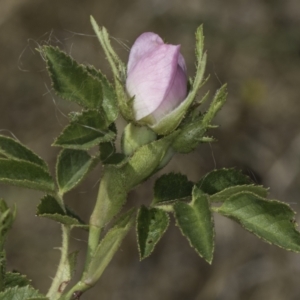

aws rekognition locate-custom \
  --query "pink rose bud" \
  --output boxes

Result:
[126,32,188,124]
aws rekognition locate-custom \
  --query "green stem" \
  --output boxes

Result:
[84,225,102,270]
[59,281,90,300]
[46,225,71,300]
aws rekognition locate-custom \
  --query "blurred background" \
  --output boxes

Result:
[1,0,300,299]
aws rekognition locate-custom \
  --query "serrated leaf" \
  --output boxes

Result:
[210,184,268,202]
[36,195,83,226]
[198,168,252,195]
[53,110,116,150]
[4,272,31,289]
[0,286,44,300]
[0,136,47,170]
[0,251,5,291]
[86,66,119,123]
[152,173,193,205]
[0,159,54,192]
[174,186,214,263]
[137,206,169,260]
[216,192,300,253]
[56,149,97,194]
[43,46,103,110]
[83,209,134,285]
[0,200,15,242]
[99,142,125,165]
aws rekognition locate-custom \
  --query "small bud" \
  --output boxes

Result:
[126,32,188,127]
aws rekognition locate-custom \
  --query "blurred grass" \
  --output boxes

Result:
[1,0,300,299]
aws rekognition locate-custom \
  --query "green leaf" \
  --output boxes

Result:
[4,272,31,289]
[0,286,44,300]
[198,168,252,195]
[0,251,5,291]
[43,46,103,110]
[0,136,47,170]
[36,195,84,227]
[83,209,134,285]
[137,206,169,260]
[53,110,116,150]
[56,149,97,194]
[86,66,119,123]
[210,184,268,202]
[99,142,125,165]
[0,199,15,242]
[174,186,214,263]
[99,142,126,165]
[0,159,54,192]
[99,142,115,161]
[152,173,194,205]
[216,192,300,253]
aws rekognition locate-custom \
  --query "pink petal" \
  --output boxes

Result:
[150,63,187,122]
[127,32,164,74]
[126,44,182,120]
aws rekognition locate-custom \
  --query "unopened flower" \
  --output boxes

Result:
[126,32,188,125]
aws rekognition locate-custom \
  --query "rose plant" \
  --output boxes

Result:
[0,16,300,300]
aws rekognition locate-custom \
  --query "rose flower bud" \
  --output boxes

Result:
[126,32,188,125]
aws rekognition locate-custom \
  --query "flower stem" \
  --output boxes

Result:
[47,225,71,300]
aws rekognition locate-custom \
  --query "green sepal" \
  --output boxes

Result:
[173,85,227,153]
[121,133,178,190]
[0,135,48,170]
[86,66,119,123]
[152,173,194,205]
[83,209,135,286]
[172,117,206,153]
[174,186,214,264]
[90,17,133,121]
[197,168,252,195]
[56,149,98,195]
[136,206,169,260]
[210,184,268,202]
[121,123,157,156]
[0,159,54,192]
[53,110,116,150]
[215,192,300,253]
[36,195,85,227]
[42,46,103,110]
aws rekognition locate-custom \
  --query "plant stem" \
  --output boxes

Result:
[47,225,71,300]
[59,280,91,300]
[84,225,102,270]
